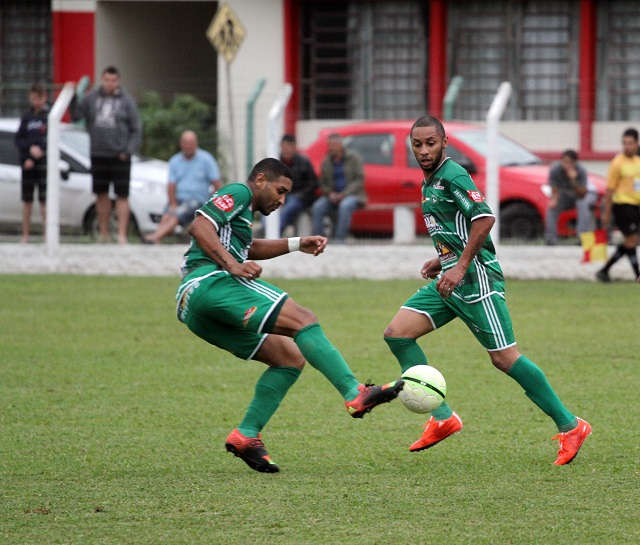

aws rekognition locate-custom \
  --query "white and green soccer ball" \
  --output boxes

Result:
[399,365,447,414]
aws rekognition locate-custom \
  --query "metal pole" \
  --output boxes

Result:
[226,62,239,182]
[442,75,464,120]
[264,83,293,239]
[245,78,267,179]
[45,82,75,256]
[485,81,512,248]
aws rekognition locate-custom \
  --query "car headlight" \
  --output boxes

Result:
[540,184,552,198]
[130,180,166,197]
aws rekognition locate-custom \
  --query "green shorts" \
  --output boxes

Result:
[176,267,288,360]
[402,282,516,351]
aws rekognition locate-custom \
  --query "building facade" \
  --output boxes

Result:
[1,0,639,180]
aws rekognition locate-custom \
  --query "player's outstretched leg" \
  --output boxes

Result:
[295,323,403,418]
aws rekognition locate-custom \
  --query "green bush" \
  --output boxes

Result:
[138,92,223,170]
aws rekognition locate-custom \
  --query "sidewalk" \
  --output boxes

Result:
[0,242,636,282]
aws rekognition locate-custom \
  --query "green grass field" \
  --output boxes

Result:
[1,275,638,545]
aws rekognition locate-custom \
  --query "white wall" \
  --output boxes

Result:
[217,0,285,182]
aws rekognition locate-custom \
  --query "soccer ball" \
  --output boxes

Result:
[398,365,447,414]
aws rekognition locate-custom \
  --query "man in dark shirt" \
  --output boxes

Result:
[278,134,318,236]
[544,149,596,245]
[15,82,49,243]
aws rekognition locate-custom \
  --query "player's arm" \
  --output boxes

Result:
[435,215,495,297]
[188,215,261,280]
[249,236,327,259]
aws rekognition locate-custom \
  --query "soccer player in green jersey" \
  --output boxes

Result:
[176,157,403,473]
[383,116,591,465]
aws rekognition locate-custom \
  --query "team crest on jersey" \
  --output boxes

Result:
[467,190,485,202]
[435,240,457,264]
[213,194,235,212]
[423,213,442,234]
[243,306,257,327]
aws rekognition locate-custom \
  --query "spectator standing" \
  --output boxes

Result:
[278,134,318,236]
[144,130,221,244]
[596,128,640,282]
[311,133,366,243]
[544,149,597,245]
[70,66,141,244]
[14,83,49,243]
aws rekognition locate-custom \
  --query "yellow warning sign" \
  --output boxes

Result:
[206,2,246,64]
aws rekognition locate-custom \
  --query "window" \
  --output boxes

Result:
[0,0,52,117]
[343,133,394,165]
[447,0,578,121]
[300,1,427,120]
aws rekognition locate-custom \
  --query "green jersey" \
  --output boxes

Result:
[181,183,254,277]
[421,157,504,302]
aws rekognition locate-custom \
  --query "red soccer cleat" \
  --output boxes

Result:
[409,411,463,452]
[225,429,280,473]
[345,380,405,418]
[551,417,592,466]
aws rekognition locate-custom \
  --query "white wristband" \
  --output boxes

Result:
[288,237,301,252]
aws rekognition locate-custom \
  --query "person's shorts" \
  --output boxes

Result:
[168,199,202,226]
[21,160,47,203]
[176,267,289,360]
[91,156,131,197]
[401,281,516,351]
[612,203,640,236]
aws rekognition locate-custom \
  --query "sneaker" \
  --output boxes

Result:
[225,429,280,473]
[551,417,592,466]
[409,411,463,452]
[596,270,611,283]
[345,380,405,418]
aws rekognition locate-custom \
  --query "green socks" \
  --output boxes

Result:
[295,323,360,401]
[507,355,577,432]
[238,366,301,438]
[385,337,453,421]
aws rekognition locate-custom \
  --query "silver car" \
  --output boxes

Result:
[0,118,168,239]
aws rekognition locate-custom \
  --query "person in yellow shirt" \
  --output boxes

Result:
[596,128,640,282]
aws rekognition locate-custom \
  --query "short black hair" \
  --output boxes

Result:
[281,133,296,144]
[561,149,578,161]
[623,128,639,141]
[411,115,446,139]
[248,158,292,183]
[29,82,46,95]
[102,65,120,76]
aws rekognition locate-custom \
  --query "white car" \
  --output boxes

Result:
[0,118,168,239]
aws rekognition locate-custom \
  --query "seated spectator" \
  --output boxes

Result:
[311,133,366,243]
[544,149,597,245]
[278,134,318,236]
[144,131,220,244]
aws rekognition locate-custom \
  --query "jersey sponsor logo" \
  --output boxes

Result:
[432,179,445,190]
[243,306,257,327]
[467,190,485,202]
[423,213,442,234]
[453,188,472,211]
[436,240,457,264]
[213,194,235,212]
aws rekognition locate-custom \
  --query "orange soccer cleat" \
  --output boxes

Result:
[225,429,280,473]
[551,417,592,466]
[345,380,405,418]
[409,411,463,452]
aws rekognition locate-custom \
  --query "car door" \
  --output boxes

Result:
[0,131,23,225]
